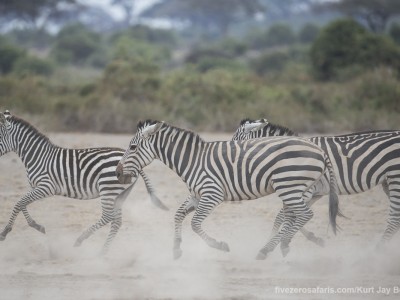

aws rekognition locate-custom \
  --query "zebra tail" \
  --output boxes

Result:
[325,154,342,235]
[139,170,169,211]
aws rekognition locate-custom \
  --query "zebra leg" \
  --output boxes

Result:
[139,170,169,211]
[74,198,113,247]
[269,208,285,238]
[280,204,314,257]
[378,177,400,246]
[0,188,51,240]
[173,196,196,260]
[190,196,229,252]
[298,196,324,247]
[100,208,122,255]
[256,206,296,260]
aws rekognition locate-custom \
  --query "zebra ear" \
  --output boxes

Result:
[3,110,11,119]
[243,119,267,133]
[142,121,163,138]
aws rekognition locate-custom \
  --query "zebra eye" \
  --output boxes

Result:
[130,144,137,151]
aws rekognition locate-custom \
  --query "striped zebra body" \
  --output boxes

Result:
[233,118,400,245]
[116,120,340,259]
[0,111,167,253]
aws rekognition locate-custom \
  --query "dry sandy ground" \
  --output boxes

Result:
[0,132,399,300]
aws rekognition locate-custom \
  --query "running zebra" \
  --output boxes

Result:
[116,120,340,259]
[233,118,400,247]
[0,111,167,253]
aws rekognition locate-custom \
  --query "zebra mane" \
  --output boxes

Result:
[137,119,204,142]
[10,115,53,144]
[239,118,298,137]
[263,122,298,137]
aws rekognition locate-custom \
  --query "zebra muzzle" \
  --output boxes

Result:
[116,163,132,184]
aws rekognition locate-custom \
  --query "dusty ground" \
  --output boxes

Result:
[0,132,399,300]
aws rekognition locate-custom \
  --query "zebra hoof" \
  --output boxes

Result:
[0,234,6,241]
[256,251,267,260]
[173,248,183,260]
[38,225,46,234]
[73,239,82,247]
[281,246,290,257]
[314,237,325,248]
[218,241,230,252]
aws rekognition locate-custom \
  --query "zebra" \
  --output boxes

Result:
[0,111,168,254]
[115,120,340,259]
[233,118,400,247]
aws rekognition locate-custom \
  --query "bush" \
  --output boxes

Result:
[298,23,319,44]
[112,35,170,65]
[310,19,366,80]
[310,19,400,80]
[13,56,54,76]
[389,23,400,45]
[51,23,103,66]
[6,28,53,50]
[247,24,296,49]
[264,24,296,47]
[250,51,289,75]
[0,37,26,74]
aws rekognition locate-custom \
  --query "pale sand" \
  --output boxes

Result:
[0,132,399,300]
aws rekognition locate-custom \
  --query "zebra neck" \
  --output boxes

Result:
[13,123,56,168]
[154,126,205,181]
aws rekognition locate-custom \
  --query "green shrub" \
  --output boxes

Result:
[112,35,170,65]
[265,24,296,47]
[250,51,289,75]
[0,37,26,74]
[310,19,400,80]
[298,23,319,44]
[13,56,54,76]
[389,23,400,45]
[310,19,367,80]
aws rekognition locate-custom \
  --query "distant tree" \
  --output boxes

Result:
[50,23,102,66]
[110,0,137,27]
[0,0,80,29]
[314,0,400,32]
[141,0,264,37]
[389,23,400,45]
[310,19,400,80]
[298,23,319,44]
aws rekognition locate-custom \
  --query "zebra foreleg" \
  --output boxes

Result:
[74,208,113,247]
[190,196,229,253]
[100,208,122,255]
[173,196,196,259]
[0,188,50,240]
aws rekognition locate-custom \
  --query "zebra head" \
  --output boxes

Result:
[232,118,268,141]
[0,110,13,156]
[232,118,298,141]
[116,120,163,184]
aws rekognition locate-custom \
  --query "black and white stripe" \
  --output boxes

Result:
[116,120,340,259]
[0,111,167,253]
[233,118,400,246]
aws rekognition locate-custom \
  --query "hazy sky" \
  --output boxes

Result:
[82,0,159,19]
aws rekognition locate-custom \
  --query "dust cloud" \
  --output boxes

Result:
[0,132,399,299]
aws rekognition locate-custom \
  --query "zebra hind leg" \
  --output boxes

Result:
[0,189,49,240]
[378,177,400,248]
[173,196,196,259]
[256,208,296,260]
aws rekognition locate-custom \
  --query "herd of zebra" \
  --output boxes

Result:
[1,110,400,260]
